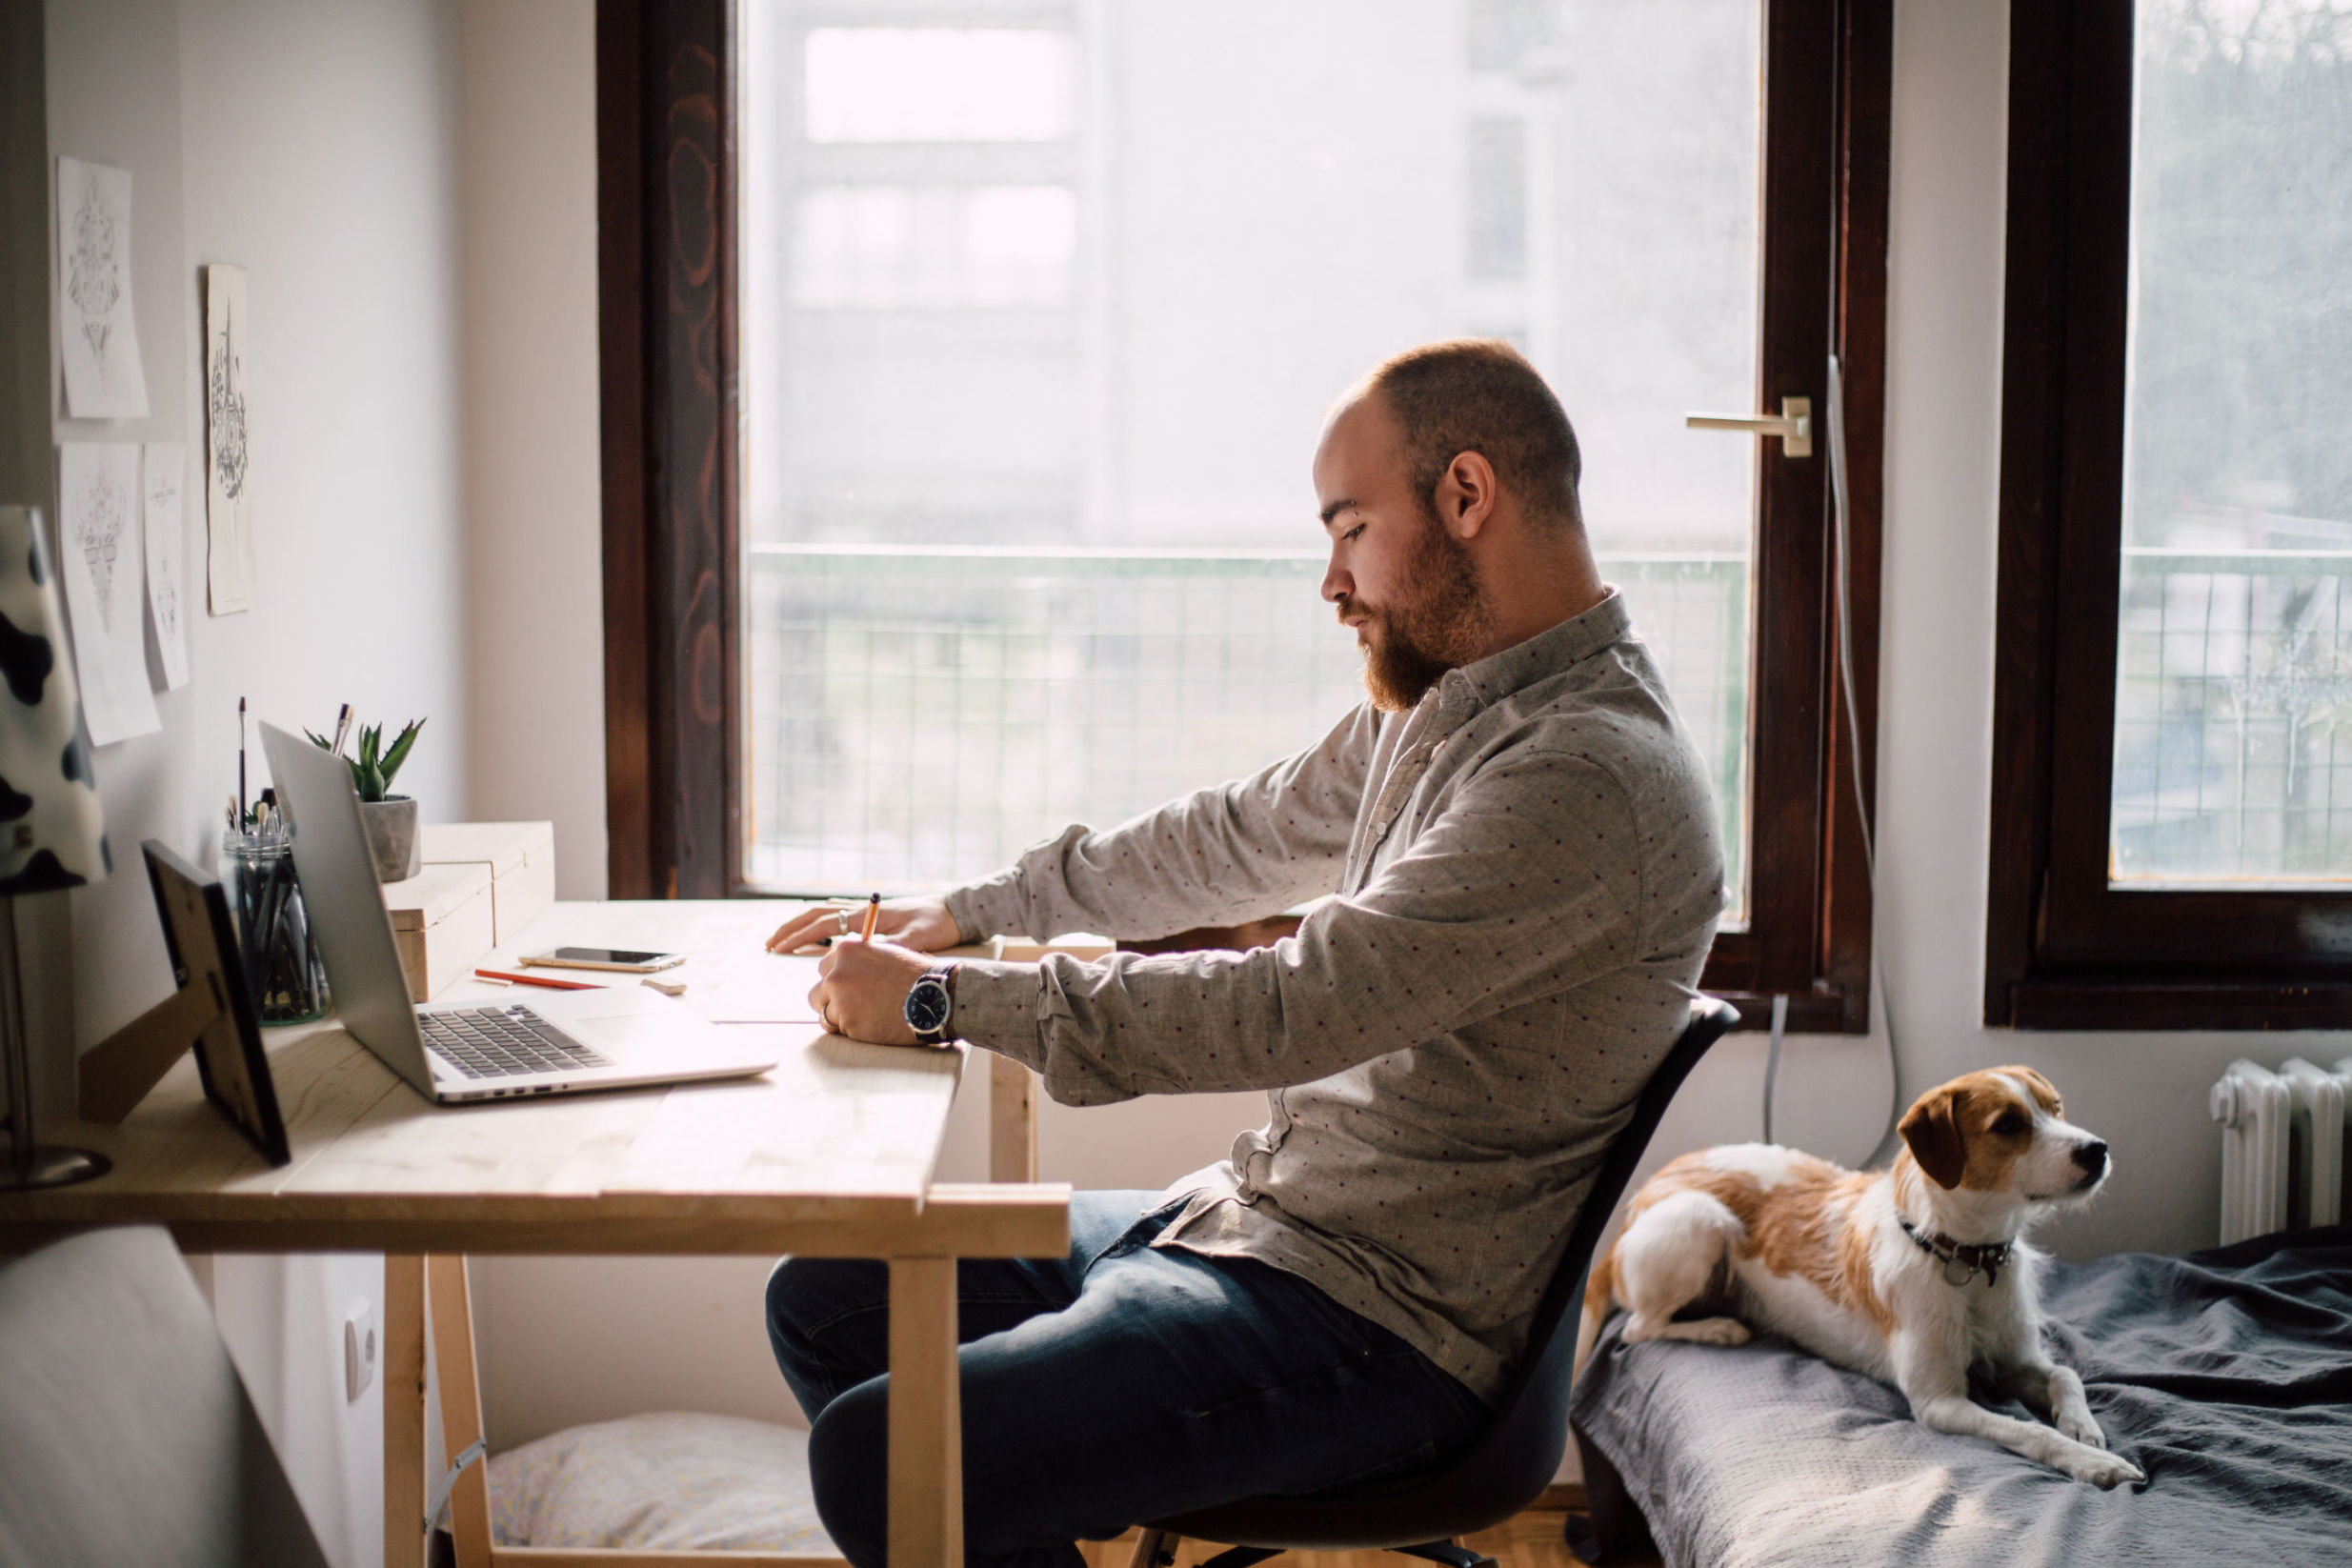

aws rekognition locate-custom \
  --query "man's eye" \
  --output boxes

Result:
[1343,525,1365,542]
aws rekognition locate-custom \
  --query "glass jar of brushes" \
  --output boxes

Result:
[221,813,332,1025]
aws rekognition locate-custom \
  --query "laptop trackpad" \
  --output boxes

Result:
[568,1011,705,1050]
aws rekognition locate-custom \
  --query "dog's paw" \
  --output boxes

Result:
[2055,1406,2107,1450]
[2058,1442,2143,1489]
[1680,1317,1752,1347]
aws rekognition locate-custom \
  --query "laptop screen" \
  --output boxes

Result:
[258,722,438,1097]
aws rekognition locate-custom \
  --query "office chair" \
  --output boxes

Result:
[1133,996,1739,1568]
[0,1225,332,1568]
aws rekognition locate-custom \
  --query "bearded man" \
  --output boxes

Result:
[763,338,1725,1568]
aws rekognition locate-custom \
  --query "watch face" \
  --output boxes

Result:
[905,978,952,1035]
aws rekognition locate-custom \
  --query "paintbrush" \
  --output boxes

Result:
[330,702,352,756]
[237,696,248,826]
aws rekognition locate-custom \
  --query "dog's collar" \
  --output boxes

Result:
[1899,1217,2014,1287]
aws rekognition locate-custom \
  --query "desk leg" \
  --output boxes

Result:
[385,1254,429,1568]
[887,1257,961,1568]
[988,1053,1038,1184]
[427,1256,495,1568]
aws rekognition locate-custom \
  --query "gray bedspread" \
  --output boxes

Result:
[1568,1225,2352,1567]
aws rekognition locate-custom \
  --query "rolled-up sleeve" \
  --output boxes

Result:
[953,747,1642,1106]
[945,703,1377,944]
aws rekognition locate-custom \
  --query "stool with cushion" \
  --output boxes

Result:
[0,1224,332,1568]
[1131,996,1739,1568]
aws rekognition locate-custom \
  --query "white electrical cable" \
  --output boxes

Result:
[1825,354,1906,1170]
[1762,991,1789,1145]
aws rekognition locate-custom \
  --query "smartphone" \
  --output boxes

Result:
[520,945,686,974]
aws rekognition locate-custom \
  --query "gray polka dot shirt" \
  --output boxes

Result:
[945,589,1725,1401]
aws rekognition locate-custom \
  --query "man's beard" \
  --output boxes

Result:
[1343,509,1497,713]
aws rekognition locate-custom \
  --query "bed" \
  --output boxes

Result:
[1567,1224,2352,1567]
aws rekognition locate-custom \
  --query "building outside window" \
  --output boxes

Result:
[739,0,1762,918]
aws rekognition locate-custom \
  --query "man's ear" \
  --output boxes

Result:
[1900,1086,1971,1190]
[1439,450,1498,537]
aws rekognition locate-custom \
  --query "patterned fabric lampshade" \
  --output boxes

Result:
[0,505,109,894]
[0,503,111,1192]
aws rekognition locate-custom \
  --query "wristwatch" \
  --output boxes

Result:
[903,964,957,1047]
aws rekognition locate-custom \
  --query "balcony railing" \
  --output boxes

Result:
[746,546,1750,918]
[2114,547,2352,885]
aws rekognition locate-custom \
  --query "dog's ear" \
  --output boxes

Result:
[1900,1085,1971,1190]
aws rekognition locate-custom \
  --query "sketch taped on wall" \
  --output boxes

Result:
[143,442,191,689]
[203,264,257,615]
[56,443,158,746]
[54,156,150,419]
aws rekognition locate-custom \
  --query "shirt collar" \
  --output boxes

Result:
[1430,587,1632,714]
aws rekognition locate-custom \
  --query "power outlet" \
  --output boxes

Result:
[343,1300,377,1401]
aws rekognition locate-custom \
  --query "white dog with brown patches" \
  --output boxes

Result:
[1578,1066,2142,1488]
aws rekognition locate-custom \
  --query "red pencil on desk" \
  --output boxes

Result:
[474,968,606,991]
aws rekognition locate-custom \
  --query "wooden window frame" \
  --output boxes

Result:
[599,0,1893,1035]
[1986,0,2352,1029]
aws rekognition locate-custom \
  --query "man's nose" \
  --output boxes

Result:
[1321,553,1351,604]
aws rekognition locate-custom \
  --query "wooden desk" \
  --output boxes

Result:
[0,900,1071,1568]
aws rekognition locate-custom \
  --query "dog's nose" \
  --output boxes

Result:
[2072,1140,2108,1176]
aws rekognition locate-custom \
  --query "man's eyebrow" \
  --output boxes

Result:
[1320,499,1357,528]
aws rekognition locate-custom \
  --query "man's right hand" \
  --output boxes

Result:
[764,895,965,955]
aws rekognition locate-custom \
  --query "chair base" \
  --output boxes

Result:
[1149,1537,1497,1568]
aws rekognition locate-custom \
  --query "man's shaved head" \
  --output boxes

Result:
[1357,338,1582,532]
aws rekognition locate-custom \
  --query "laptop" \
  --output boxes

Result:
[260,722,777,1103]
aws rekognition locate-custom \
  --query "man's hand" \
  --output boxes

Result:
[808,937,936,1046]
[766,895,962,955]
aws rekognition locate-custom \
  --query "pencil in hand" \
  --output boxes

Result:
[857,892,881,942]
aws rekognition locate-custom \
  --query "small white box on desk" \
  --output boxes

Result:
[419,820,556,945]
[379,861,494,1001]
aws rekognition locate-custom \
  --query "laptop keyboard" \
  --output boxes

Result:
[422,1005,613,1079]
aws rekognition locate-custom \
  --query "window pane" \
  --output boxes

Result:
[2110,0,2352,886]
[745,2,1762,913]
[794,186,1076,309]
[803,29,1075,143]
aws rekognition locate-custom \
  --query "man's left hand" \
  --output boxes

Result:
[809,937,934,1046]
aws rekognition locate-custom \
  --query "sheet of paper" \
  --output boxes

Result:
[57,442,160,745]
[55,157,150,419]
[203,263,257,614]
[141,442,190,688]
[680,951,825,1024]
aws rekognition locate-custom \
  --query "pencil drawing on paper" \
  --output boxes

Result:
[67,449,131,632]
[208,298,249,501]
[204,263,258,614]
[142,443,191,690]
[66,169,121,360]
[53,156,150,419]
[57,442,159,746]
[151,541,179,647]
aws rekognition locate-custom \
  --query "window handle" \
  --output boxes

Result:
[1685,395,1813,458]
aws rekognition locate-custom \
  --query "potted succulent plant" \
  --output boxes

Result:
[307,716,427,881]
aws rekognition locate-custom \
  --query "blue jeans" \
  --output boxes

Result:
[765,1190,1489,1568]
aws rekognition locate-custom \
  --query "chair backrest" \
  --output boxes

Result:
[0,1225,332,1568]
[1159,995,1739,1548]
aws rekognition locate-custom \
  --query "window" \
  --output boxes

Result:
[1988,0,2352,1027]
[600,0,1892,1031]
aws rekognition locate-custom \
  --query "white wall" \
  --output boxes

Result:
[45,1,472,1562]
[457,0,607,901]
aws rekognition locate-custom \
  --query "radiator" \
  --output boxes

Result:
[2210,1057,2352,1245]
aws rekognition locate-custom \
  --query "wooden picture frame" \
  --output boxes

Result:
[79,840,290,1165]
